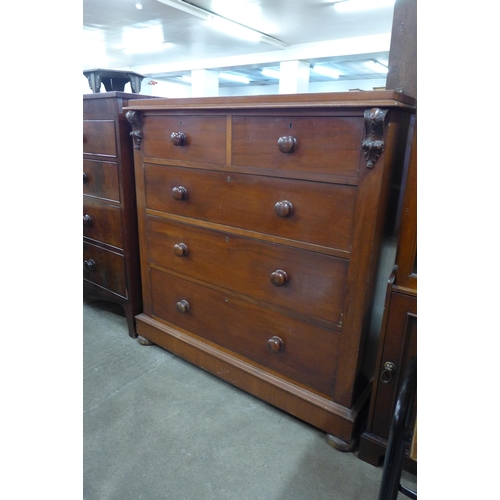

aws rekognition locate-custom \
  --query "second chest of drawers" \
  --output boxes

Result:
[83,92,153,337]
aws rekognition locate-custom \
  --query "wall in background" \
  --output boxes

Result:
[82,76,387,98]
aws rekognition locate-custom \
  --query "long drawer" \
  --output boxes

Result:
[146,216,347,327]
[150,268,339,397]
[83,159,120,202]
[231,115,363,179]
[144,164,356,252]
[83,241,127,297]
[83,199,123,249]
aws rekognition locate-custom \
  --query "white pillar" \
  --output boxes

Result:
[279,61,310,94]
[191,69,219,97]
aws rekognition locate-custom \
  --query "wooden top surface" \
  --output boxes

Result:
[83,91,155,100]
[123,90,416,112]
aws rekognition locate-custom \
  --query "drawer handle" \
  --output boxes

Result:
[277,135,297,154]
[267,336,284,353]
[274,200,293,217]
[83,172,88,183]
[83,259,96,272]
[172,186,188,201]
[176,300,190,313]
[174,243,188,257]
[380,362,396,384]
[270,270,288,287]
[83,214,92,226]
[171,131,187,146]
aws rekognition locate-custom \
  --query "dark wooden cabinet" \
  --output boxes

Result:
[125,92,415,447]
[83,92,153,337]
[358,124,417,470]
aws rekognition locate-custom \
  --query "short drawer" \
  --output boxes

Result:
[142,114,226,164]
[231,115,363,178]
[83,242,127,297]
[83,159,120,202]
[144,164,356,252]
[83,200,123,249]
[83,120,116,156]
[150,268,339,397]
[146,217,347,327]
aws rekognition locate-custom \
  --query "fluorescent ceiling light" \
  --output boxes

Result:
[156,0,288,48]
[261,68,281,79]
[311,65,340,79]
[219,72,250,84]
[122,23,170,54]
[335,0,395,12]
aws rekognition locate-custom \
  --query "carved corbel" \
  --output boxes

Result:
[87,73,102,93]
[361,107,388,169]
[126,110,142,150]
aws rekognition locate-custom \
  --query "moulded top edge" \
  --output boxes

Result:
[83,92,159,100]
[122,90,416,112]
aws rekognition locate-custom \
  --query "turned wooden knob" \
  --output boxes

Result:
[277,136,297,154]
[176,300,190,313]
[171,131,187,146]
[83,172,88,183]
[172,186,188,200]
[83,214,92,226]
[174,243,188,257]
[267,336,284,353]
[270,270,288,287]
[83,259,96,272]
[274,200,293,217]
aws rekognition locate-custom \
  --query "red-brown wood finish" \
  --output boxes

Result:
[358,122,417,471]
[83,92,154,337]
[126,91,415,446]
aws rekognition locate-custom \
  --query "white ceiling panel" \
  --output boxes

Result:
[83,0,397,87]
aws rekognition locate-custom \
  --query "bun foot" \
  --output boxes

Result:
[137,336,154,346]
[327,434,357,452]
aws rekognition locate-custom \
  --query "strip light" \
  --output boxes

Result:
[311,65,340,79]
[157,0,288,48]
[261,68,281,79]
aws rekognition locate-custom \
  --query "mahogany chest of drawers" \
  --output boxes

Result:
[83,92,153,337]
[125,91,416,447]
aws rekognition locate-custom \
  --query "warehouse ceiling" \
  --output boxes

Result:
[83,0,397,88]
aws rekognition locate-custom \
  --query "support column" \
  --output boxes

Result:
[191,69,219,97]
[279,61,310,94]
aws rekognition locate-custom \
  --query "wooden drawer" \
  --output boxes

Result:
[150,268,339,397]
[83,159,120,202]
[83,200,123,249]
[146,217,347,327]
[83,242,127,297]
[142,115,226,164]
[83,120,116,156]
[144,164,356,252]
[231,115,363,179]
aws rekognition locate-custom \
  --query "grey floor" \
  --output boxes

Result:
[83,298,417,500]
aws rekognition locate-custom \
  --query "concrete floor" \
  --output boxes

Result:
[83,298,417,500]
